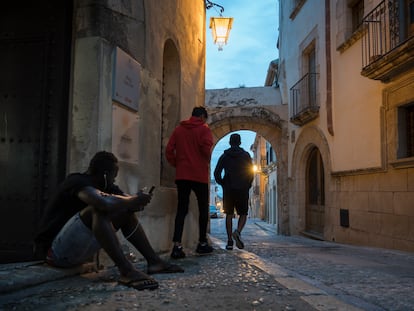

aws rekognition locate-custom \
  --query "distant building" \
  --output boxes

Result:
[210,179,221,207]
[251,134,277,226]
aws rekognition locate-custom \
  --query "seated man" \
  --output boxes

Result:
[34,151,183,290]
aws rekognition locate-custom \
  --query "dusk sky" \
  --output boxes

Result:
[205,0,279,89]
[206,1,279,181]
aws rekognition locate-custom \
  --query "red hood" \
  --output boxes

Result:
[180,116,206,128]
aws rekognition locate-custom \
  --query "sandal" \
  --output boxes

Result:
[118,277,159,291]
[147,263,184,275]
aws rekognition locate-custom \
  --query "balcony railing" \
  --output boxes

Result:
[362,0,399,67]
[361,0,414,81]
[290,73,319,126]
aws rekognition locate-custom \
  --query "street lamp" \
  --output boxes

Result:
[205,0,233,51]
[209,17,233,51]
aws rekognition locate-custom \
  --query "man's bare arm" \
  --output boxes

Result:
[77,186,152,214]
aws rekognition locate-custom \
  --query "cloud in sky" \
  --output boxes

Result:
[206,0,279,89]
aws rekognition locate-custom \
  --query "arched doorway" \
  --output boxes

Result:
[160,39,181,187]
[207,106,289,235]
[305,147,325,236]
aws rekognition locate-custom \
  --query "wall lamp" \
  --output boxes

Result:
[205,0,233,51]
[253,164,269,176]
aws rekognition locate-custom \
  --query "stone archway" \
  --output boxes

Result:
[206,105,290,235]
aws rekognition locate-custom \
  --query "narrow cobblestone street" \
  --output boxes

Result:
[0,218,413,310]
[211,217,414,311]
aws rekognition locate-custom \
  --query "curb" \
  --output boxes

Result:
[0,261,97,294]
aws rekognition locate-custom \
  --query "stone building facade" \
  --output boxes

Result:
[0,0,206,262]
[279,0,414,252]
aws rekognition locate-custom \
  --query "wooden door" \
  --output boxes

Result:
[305,147,325,236]
[0,2,72,263]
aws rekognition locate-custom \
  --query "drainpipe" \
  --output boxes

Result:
[325,0,334,136]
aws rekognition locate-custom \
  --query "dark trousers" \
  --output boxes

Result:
[173,180,209,244]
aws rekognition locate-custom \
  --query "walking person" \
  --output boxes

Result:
[34,151,183,291]
[214,133,254,250]
[166,106,214,258]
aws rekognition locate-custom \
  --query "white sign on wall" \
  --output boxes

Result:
[112,104,139,164]
[113,47,141,111]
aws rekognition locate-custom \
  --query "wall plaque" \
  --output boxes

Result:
[112,47,140,111]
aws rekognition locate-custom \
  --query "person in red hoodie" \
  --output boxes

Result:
[166,106,214,258]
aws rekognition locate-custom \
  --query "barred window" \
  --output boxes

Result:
[349,0,364,32]
[397,103,414,158]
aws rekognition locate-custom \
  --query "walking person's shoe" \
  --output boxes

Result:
[225,240,234,250]
[232,230,244,249]
[196,242,213,255]
[170,245,186,259]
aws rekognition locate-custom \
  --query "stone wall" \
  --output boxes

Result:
[332,169,414,252]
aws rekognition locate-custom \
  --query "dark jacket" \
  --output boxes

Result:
[214,146,254,190]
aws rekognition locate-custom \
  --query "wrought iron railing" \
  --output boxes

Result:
[362,0,401,67]
[290,73,319,121]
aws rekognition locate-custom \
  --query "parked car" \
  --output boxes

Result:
[209,205,219,218]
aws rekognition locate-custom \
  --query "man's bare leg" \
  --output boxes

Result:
[237,214,247,234]
[232,214,247,249]
[80,207,153,282]
[226,214,233,242]
[114,214,183,274]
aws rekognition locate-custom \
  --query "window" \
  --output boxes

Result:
[384,78,414,168]
[290,39,319,126]
[349,0,364,32]
[266,142,276,165]
[408,0,414,36]
[290,0,306,19]
[397,103,414,158]
[336,0,365,52]
[307,47,317,108]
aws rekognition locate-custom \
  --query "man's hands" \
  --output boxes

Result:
[132,192,152,212]
[130,186,155,212]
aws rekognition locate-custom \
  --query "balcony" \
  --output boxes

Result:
[361,0,414,82]
[290,73,319,126]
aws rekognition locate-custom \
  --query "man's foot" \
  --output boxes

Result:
[147,261,184,274]
[170,245,186,259]
[196,242,213,255]
[232,230,244,249]
[118,270,159,291]
[226,240,234,250]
